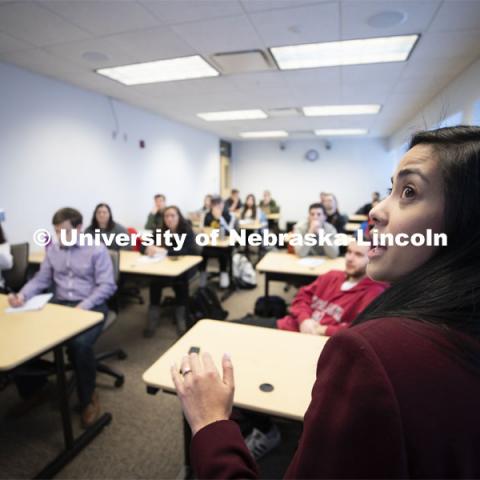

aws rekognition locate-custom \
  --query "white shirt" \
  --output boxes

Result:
[0,242,13,289]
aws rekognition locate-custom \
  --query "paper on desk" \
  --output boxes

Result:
[136,253,167,264]
[298,258,325,268]
[5,293,53,313]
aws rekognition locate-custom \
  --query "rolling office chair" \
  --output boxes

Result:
[118,227,145,305]
[3,242,29,292]
[95,250,127,388]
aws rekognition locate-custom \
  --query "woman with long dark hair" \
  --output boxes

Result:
[170,126,480,478]
[85,203,130,251]
[0,222,13,292]
[143,205,198,338]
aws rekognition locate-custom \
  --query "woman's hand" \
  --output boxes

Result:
[300,318,318,335]
[171,352,235,436]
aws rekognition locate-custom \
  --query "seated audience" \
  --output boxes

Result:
[322,193,348,233]
[234,241,387,458]
[225,189,242,213]
[85,203,130,251]
[240,194,267,227]
[200,196,234,289]
[259,190,279,214]
[142,206,198,337]
[293,203,339,258]
[0,219,13,293]
[7,208,116,427]
[356,191,381,215]
[145,193,166,230]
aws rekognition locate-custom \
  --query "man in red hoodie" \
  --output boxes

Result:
[277,241,388,336]
[234,241,387,459]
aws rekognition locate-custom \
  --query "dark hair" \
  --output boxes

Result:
[354,126,480,357]
[309,202,326,214]
[154,194,166,201]
[52,207,83,227]
[0,224,6,244]
[210,196,224,208]
[242,194,257,219]
[90,203,115,231]
[231,189,239,195]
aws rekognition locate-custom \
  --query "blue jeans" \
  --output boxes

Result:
[15,300,107,408]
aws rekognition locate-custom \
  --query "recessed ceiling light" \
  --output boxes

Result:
[270,34,418,70]
[197,109,267,121]
[315,129,368,136]
[367,11,407,28]
[303,105,381,116]
[96,55,219,85]
[240,130,288,138]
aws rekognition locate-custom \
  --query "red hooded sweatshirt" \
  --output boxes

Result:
[276,270,387,336]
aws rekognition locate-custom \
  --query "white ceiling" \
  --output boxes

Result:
[0,0,479,140]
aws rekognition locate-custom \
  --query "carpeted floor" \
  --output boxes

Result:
[0,269,302,479]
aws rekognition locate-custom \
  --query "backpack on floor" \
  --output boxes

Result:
[254,295,287,318]
[189,286,228,322]
[232,253,257,289]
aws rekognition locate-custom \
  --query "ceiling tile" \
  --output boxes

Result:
[412,29,480,59]
[0,31,34,53]
[0,2,90,47]
[241,1,326,14]
[105,26,195,63]
[429,0,480,32]
[248,2,340,46]
[171,14,264,55]
[341,0,440,40]
[40,0,159,36]
[140,0,244,24]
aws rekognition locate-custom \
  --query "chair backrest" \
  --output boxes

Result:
[3,242,29,291]
[127,227,142,252]
[108,250,120,285]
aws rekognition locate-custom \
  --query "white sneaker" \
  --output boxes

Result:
[245,425,281,460]
[220,271,230,289]
[199,271,208,288]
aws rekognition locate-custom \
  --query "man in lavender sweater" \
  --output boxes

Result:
[8,208,116,427]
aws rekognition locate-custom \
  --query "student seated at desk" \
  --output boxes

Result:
[7,208,116,428]
[225,189,242,213]
[240,194,267,227]
[293,203,339,258]
[259,190,279,214]
[0,219,13,293]
[142,206,198,338]
[85,203,130,251]
[233,241,387,458]
[145,193,166,230]
[356,191,381,215]
[322,193,348,234]
[199,196,235,289]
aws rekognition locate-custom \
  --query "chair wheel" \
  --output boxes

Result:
[114,377,125,388]
[117,351,128,360]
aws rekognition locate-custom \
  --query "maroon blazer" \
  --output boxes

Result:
[191,318,480,478]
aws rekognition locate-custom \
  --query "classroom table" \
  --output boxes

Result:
[256,251,345,297]
[143,319,329,476]
[0,294,110,478]
[344,222,364,233]
[28,250,45,264]
[348,214,368,223]
[266,213,280,221]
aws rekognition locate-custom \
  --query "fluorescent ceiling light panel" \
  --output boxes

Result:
[303,104,381,116]
[271,34,418,70]
[96,55,219,85]
[240,130,288,138]
[315,129,368,136]
[197,109,267,121]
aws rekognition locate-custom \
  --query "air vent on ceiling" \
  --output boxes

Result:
[267,107,300,117]
[210,49,276,74]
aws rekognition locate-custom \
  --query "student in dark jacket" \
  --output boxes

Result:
[356,191,381,215]
[142,205,198,337]
[322,193,348,233]
[145,193,166,230]
[170,126,480,479]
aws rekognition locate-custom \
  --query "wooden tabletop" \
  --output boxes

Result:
[266,213,280,221]
[348,214,368,223]
[143,319,329,420]
[256,251,345,276]
[345,222,364,233]
[29,250,45,264]
[238,220,264,230]
[119,251,202,276]
[0,294,103,371]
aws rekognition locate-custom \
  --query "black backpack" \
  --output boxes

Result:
[254,296,287,318]
[189,287,229,323]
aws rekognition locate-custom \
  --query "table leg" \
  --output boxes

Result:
[265,273,270,298]
[35,346,112,479]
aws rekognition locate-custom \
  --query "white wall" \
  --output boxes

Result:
[390,56,480,151]
[231,138,394,226]
[0,62,220,246]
